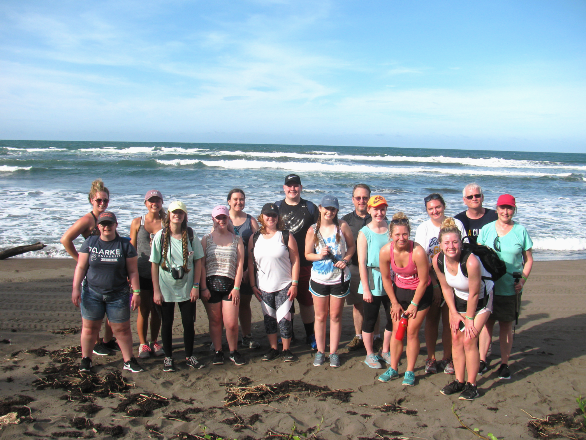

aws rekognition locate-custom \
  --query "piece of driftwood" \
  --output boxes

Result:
[0,242,46,260]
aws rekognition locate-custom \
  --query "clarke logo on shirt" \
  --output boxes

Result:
[89,247,122,257]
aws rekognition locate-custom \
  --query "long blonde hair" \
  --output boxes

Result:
[160,212,190,273]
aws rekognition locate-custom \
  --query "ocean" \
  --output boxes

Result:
[1,140,585,261]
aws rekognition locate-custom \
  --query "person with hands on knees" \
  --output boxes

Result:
[72,211,143,374]
[150,201,204,372]
[378,212,432,386]
[201,205,246,366]
[305,195,355,368]
[433,218,494,401]
[249,203,300,362]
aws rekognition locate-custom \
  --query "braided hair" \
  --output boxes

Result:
[160,212,191,273]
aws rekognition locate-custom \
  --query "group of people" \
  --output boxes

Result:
[64,176,533,401]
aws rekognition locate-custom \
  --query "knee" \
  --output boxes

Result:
[463,338,477,351]
[224,320,238,333]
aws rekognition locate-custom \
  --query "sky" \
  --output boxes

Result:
[1,0,585,152]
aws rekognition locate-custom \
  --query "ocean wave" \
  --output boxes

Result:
[156,159,203,166]
[532,238,586,251]
[0,165,32,172]
[4,147,67,152]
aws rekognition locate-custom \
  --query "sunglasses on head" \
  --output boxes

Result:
[391,218,409,225]
[465,194,482,200]
[424,194,443,204]
[94,198,109,205]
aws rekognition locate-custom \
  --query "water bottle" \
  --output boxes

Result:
[395,313,408,340]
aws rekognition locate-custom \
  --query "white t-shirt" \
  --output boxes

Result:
[253,231,292,293]
[443,254,494,301]
[414,218,467,263]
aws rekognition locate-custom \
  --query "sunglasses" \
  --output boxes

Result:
[424,194,443,204]
[264,213,278,218]
[353,196,369,201]
[493,236,501,252]
[465,194,482,200]
[99,221,115,227]
[391,219,409,225]
[94,198,109,205]
[215,215,228,220]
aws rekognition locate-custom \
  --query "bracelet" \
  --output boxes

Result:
[251,285,257,289]
[192,285,199,289]
[291,280,299,284]
[233,286,240,291]
[433,284,439,288]
[522,275,528,281]
[132,289,141,295]
[410,301,418,307]
[464,315,474,321]
[201,287,209,292]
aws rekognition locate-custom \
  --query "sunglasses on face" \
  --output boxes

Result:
[264,214,278,218]
[148,197,162,204]
[99,222,115,227]
[172,210,185,215]
[353,196,369,201]
[94,198,109,205]
[215,215,228,220]
[466,194,482,200]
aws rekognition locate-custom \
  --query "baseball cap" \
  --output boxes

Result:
[368,195,388,208]
[97,211,117,225]
[320,195,339,210]
[168,201,188,213]
[144,189,163,202]
[212,205,230,218]
[496,194,516,207]
[284,174,301,185]
[261,203,279,216]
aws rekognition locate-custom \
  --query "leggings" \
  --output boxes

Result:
[156,300,196,358]
[362,295,393,333]
[260,284,293,339]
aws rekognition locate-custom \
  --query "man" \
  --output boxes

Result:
[276,174,319,348]
[455,183,498,245]
[342,184,383,352]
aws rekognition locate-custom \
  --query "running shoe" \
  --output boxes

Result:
[213,351,225,365]
[185,356,200,369]
[123,357,144,373]
[103,338,120,352]
[402,371,415,386]
[440,380,465,396]
[306,334,317,351]
[459,382,480,400]
[346,335,364,351]
[229,351,246,366]
[138,344,152,359]
[282,350,296,363]
[372,337,384,353]
[241,335,261,349]
[379,351,392,365]
[151,341,165,357]
[92,342,113,356]
[440,359,455,375]
[262,348,280,362]
[378,367,399,383]
[478,360,489,375]
[163,357,175,372]
[364,353,383,369]
[329,353,341,368]
[79,357,93,373]
[424,358,438,374]
[313,351,325,366]
[497,364,511,379]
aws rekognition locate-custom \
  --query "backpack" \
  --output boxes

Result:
[250,230,290,282]
[437,242,506,282]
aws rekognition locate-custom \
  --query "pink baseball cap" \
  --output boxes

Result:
[145,189,163,202]
[496,194,516,207]
[212,205,229,218]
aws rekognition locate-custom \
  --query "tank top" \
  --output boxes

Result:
[136,215,163,278]
[390,241,430,291]
[311,225,350,285]
[443,253,493,301]
[89,212,100,236]
[357,225,389,296]
[205,233,239,279]
[254,231,292,292]
[233,214,253,268]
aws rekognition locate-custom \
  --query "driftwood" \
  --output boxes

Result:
[0,242,46,260]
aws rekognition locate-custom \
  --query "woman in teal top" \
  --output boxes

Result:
[477,194,533,380]
[357,196,391,369]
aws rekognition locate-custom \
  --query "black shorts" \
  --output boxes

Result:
[139,276,153,291]
[454,293,493,316]
[206,276,235,304]
[394,283,433,311]
[309,279,350,298]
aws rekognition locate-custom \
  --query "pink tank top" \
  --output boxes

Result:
[390,241,430,290]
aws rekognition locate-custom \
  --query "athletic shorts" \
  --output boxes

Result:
[296,265,314,306]
[489,294,516,322]
[81,284,130,323]
[345,264,362,305]
[454,291,493,316]
[206,276,235,304]
[394,283,433,312]
[309,279,350,298]
[139,276,153,291]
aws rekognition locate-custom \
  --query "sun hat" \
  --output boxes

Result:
[496,194,516,207]
[261,203,279,216]
[212,205,230,218]
[144,190,163,202]
[97,211,117,224]
[284,174,301,185]
[320,195,339,210]
[368,195,388,208]
[168,201,188,213]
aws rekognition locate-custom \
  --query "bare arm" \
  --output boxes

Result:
[199,236,210,301]
[228,237,244,305]
[338,221,355,267]
[72,253,90,307]
[432,253,460,334]
[191,257,202,302]
[379,243,400,319]
[126,256,141,311]
[151,260,163,305]
[61,214,94,261]
[129,217,141,249]
[305,227,326,262]
[404,244,430,319]
[287,234,300,301]
[248,235,261,301]
[357,231,372,301]
[516,248,533,293]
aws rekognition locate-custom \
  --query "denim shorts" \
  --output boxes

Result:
[81,284,130,323]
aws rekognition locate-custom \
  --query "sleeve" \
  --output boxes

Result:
[414,223,426,248]
[454,218,469,242]
[124,240,138,258]
[149,230,163,264]
[477,223,491,246]
[191,235,204,259]
[519,225,533,251]
[79,238,91,254]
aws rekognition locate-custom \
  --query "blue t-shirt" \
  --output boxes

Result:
[79,235,137,295]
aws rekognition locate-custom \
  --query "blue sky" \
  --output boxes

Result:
[1,0,585,152]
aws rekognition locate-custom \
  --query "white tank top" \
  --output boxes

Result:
[444,254,494,301]
[254,231,292,293]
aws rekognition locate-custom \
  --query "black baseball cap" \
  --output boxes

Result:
[284,174,301,185]
[261,203,279,216]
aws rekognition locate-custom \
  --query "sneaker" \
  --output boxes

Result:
[282,349,296,362]
[151,341,164,357]
[138,344,152,359]
[213,351,225,365]
[440,359,455,375]
[346,335,364,351]
[364,353,383,369]
[313,351,326,366]
[329,353,340,368]
[306,334,317,351]
[373,337,383,353]
[185,356,200,369]
[163,357,175,372]
[123,357,144,373]
[497,364,511,379]
[379,351,391,365]
[459,382,480,400]
[425,358,438,374]
[262,348,280,362]
[103,338,120,352]
[402,371,415,386]
[79,357,93,373]
[229,351,246,366]
[378,367,399,383]
[92,342,113,356]
[241,335,261,349]
[478,360,488,375]
[440,380,465,396]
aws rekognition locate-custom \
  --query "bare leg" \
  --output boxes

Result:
[137,289,153,345]
[313,296,329,353]
[110,321,134,362]
[353,303,364,335]
[239,293,253,336]
[406,308,429,372]
[81,319,102,359]
[464,311,490,384]
[223,300,240,352]
[440,304,452,360]
[499,321,514,365]
[425,302,441,360]
[267,333,278,350]
[479,318,495,362]
[329,297,345,353]
[362,331,375,355]
[206,302,224,351]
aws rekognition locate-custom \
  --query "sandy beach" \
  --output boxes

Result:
[1,258,585,439]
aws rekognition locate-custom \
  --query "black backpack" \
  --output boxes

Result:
[250,230,290,281]
[437,242,506,282]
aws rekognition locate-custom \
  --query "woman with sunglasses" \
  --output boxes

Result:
[61,179,116,355]
[72,211,143,373]
[249,203,300,362]
[130,190,166,359]
[201,205,246,366]
[227,189,261,350]
[305,195,355,368]
[151,201,204,372]
[414,193,467,375]
[477,194,533,380]
[378,212,432,386]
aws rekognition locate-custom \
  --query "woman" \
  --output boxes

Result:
[61,179,115,356]
[130,190,165,359]
[305,195,355,368]
[227,189,261,349]
[378,213,432,386]
[201,205,246,366]
[71,211,143,373]
[356,196,391,369]
[414,193,467,375]
[432,218,494,400]
[477,194,533,380]
[249,203,300,362]
[151,201,204,372]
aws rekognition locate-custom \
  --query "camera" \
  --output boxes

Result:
[171,266,185,280]
[512,271,522,284]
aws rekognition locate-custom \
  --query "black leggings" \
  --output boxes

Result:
[156,300,196,358]
[362,295,393,333]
